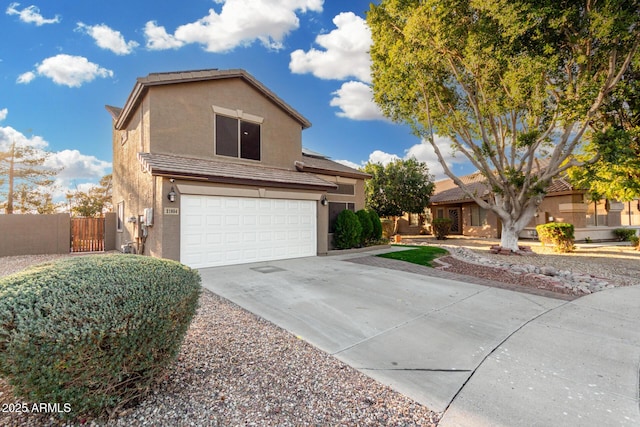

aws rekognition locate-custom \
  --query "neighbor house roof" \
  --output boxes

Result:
[109,69,312,130]
[295,152,370,180]
[138,152,337,191]
[431,171,576,204]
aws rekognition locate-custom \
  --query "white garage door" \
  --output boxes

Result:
[181,195,317,268]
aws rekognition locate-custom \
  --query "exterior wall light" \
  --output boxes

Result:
[167,179,177,202]
[320,195,328,206]
[167,188,176,202]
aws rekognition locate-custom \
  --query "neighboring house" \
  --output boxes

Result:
[107,69,369,268]
[429,171,640,241]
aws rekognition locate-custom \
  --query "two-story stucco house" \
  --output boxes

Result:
[106,69,369,268]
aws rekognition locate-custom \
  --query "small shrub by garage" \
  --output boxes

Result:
[432,217,452,240]
[369,210,383,241]
[0,254,201,420]
[356,209,374,245]
[334,209,362,249]
[536,222,575,253]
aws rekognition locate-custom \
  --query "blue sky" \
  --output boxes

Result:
[1,0,471,198]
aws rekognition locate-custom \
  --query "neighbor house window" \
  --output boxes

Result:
[117,201,124,232]
[213,105,263,161]
[329,202,355,232]
[586,200,608,226]
[470,205,487,226]
[409,213,420,226]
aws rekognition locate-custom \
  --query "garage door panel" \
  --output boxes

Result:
[181,195,316,268]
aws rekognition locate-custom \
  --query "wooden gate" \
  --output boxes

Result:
[71,217,105,252]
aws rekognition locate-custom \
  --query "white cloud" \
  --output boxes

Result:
[333,159,361,170]
[145,0,323,53]
[290,12,372,82]
[16,71,35,84]
[6,2,60,26]
[329,81,386,121]
[0,108,7,122]
[0,125,48,151]
[76,23,139,55]
[144,21,184,50]
[19,54,113,87]
[342,136,468,181]
[368,150,401,166]
[45,149,112,183]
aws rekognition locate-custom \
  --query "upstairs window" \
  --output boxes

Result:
[213,106,263,161]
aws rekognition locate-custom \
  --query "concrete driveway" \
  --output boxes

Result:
[199,249,640,426]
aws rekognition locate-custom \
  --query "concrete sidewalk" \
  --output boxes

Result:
[439,284,640,427]
[199,251,640,425]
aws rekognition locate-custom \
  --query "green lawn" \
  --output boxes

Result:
[377,245,449,267]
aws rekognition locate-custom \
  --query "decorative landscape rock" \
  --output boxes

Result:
[434,245,616,295]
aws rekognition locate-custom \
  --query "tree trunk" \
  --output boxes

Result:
[498,201,539,252]
[499,222,521,252]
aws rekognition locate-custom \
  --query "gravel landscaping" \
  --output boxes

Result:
[0,254,440,427]
[1,240,638,426]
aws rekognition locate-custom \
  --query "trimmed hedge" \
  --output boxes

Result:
[536,222,575,253]
[369,210,383,241]
[432,217,452,240]
[356,209,374,245]
[334,209,362,249]
[0,254,201,420]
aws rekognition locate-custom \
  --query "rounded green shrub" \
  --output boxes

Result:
[432,217,452,240]
[356,209,374,245]
[613,228,638,242]
[0,254,201,420]
[536,222,575,253]
[368,210,383,241]
[333,209,363,249]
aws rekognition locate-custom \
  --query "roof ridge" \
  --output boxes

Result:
[146,68,219,77]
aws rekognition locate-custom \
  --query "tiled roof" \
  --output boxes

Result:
[104,105,122,120]
[431,169,575,204]
[112,69,311,130]
[137,152,337,191]
[296,153,370,179]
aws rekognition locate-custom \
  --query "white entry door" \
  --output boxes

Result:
[180,195,317,268]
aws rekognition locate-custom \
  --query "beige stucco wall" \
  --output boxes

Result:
[147,79,304,170]
[0,213,70,257]
[461,203,500,238]
[111,107,155,254]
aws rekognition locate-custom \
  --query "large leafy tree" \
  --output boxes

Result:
[368,0,639,250]
[67,174,113,217]
[0,141,59,214]
[568,61,640,201]
[363,158,435,231]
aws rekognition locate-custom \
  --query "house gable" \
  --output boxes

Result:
[111,69,310,170]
